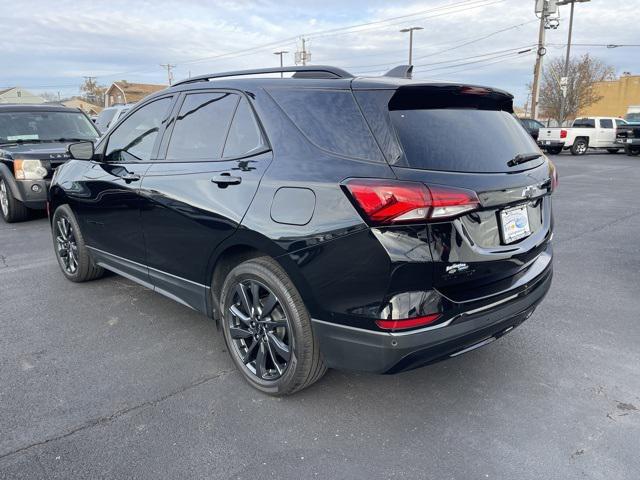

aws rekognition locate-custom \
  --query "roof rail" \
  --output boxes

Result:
[173,65,353,86]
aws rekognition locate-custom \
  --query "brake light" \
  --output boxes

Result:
[376,314,442,331]
[560,129,567,139]
[344,179,479,225]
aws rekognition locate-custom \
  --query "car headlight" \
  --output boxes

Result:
[13,159,48,180]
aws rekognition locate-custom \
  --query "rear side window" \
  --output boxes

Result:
[599,119,613,129]
[223,98,266,158]
[269,89,383,162]
[166,92,238,160]
[573,118,595,128]
[390,109,541,173]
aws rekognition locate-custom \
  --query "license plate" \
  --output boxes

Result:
[500,205,531,244]
[628,139,634,144]
[545,141,551,145]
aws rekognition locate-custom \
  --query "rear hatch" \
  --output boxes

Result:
[354,83,555,302]
[538,127,563,142]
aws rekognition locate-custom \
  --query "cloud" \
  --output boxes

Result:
[1,0,638,105]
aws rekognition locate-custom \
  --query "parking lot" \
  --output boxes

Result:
[0,152,638,479]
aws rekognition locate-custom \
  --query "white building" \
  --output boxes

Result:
[0,87,46,104]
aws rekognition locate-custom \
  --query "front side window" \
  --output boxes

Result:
[166,92,238,160]
[105,97,172,162]
[616,118,627,126]
[599,119,613,129]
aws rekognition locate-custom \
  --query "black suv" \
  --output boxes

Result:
[0,104,99,222]
[49,66,556,395]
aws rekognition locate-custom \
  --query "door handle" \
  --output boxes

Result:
[211,173,242,187]
[121,172,141,183]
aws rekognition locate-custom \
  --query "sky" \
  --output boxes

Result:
[1,0,639,106]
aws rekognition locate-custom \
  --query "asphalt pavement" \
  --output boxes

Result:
[1,152,639,480]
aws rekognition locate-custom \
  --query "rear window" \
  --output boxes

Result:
[573,118,595,128]
[390,109,541,173]
[268,89,383,162]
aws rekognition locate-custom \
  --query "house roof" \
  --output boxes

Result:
[108,81,166,103]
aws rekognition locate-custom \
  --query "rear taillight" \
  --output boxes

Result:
[376,314,442,331]
[344,179,479,225]
[560,129,567,139]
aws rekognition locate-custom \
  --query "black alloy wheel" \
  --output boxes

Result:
[55,215,79,275]
[52,205,104,282]
[220,256,326,395]
[227,279,292,381]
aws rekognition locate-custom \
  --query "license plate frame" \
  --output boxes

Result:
[500,204,531,244]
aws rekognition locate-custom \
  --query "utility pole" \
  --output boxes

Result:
[531,2,548,120]
[400,27,424,65]
[273,50,289,77]
[557,0,590,126]
[160,63,176,85]
[295,38,310,66]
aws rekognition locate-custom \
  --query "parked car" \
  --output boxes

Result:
[537,116,627,155]
[94,104,134,133]
[624,106,640,125]
[0,104,100,222]
[615,123,640,156]
[519,117,545,140]
[49,66,556,395]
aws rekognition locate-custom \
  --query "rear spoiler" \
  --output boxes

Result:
[388,84,514,113]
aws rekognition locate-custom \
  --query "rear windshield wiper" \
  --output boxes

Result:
[507,153,542,167]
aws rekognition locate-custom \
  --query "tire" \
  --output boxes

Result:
[606,148,620,154]
[625,146,640,156]
[52,205,104,282]
[219,256,326,396]
[571,138,589,156]
[0,176,29,223]
[547,147,562,155]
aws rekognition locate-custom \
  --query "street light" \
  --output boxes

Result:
[400,27,423,65]
[556,0,590,125]
[273,50,289,78]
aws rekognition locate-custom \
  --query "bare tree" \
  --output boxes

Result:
[80,78,106,105]
[539,54,615,125]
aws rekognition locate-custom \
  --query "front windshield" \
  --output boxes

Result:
[625,113,640,123]
[0,111,99,144]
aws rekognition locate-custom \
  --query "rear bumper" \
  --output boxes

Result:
[312,263,553,374]
[15,179,49,209]
[538,140,565,149]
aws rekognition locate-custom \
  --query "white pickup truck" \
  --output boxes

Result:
[537,117,628,155]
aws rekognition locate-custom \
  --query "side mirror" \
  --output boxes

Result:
[68,141,94,161]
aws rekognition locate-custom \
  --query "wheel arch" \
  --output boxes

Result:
[206,230,319,324]
[0,163,23,202]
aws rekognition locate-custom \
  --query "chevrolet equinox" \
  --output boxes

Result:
[49,65,556,395]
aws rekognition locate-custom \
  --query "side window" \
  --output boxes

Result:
[615,119,626,127]
[268,89,383,162]
[223,97,266,158]
[599,119,613,129]
[105,97,172,162]
[166,92,238,160]
[573,118,595,128]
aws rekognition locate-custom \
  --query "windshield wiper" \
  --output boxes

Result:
[44,137,94,143]
[507,152,542,167]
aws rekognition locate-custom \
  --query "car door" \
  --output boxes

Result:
[73,96,174,281]
[139,90,272,311]
[597,118,616,147]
